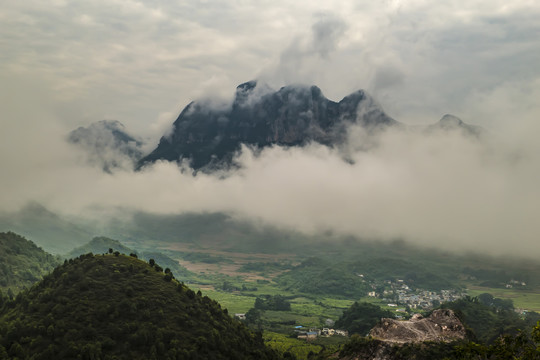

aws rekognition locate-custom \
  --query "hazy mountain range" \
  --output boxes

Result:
[68,81,483,172]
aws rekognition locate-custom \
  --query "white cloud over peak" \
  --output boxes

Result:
[1,0,540,256]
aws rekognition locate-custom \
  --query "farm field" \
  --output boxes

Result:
[466,286,540,312]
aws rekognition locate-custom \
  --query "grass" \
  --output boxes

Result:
[263,331,323,360]
[192,288,256,314]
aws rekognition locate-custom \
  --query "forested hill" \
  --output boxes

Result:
[0,232,59,295]
[0,253,281,359]
[65,236,195,279]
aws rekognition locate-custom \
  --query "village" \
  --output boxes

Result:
[295,327,349,341]
[372,279,466,312]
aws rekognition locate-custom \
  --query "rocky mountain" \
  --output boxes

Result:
[0,253,280,359]
[138,81,398,170]
[68,120,144,172]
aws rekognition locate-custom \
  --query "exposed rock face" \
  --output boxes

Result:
[138,81,398,170]
[337,310,467,360]
[369,309,466,343]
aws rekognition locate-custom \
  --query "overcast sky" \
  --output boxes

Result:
[1,0,540,256]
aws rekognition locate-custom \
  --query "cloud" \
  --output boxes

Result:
[2,99,539,258]
[1,0,540,257]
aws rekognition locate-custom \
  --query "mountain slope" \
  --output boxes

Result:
[0,203,93,254]
[139,81,398,170]
[0,232,59,294]
[0,253,280,359]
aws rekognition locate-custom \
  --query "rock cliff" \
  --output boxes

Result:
[370,309,466,343]
[138,81,397,170]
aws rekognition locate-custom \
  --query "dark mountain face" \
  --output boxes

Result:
[139,81,398,170]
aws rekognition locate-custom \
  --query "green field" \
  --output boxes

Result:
[191,288,256,314]
[467,286,540,312]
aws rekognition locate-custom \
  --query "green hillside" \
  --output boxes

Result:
[0,232,59,294]
[0,203,92,254]
[0,253,281,359]
[276,257,370,298]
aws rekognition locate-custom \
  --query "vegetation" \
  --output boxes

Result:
[441,296,540,344]
[140,251,194,279]
[0,232,59,294]
[331,321,540,359]
[255,295,292,311]
[180,252,234,264]
[455,321,540,359]
[351,258,456,291]
[66,236,195,281]
[335,335,461,360]
[0,253,281,359]
[263,332,331,360]
[65,236,134,259]
[276,258,369,298]
[335,302,395,335]
[239,262,293,274]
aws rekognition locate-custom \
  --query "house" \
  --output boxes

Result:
[234,313,246,320]
[322,328,331,336]
[297,331,318,340]
[368,291,377,297]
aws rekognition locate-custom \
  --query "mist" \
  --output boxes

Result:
[2,1,540,257]
[2,92,539,257]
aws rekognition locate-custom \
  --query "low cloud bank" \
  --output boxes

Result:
[2,105,539,257]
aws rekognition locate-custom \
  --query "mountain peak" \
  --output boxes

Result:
[439,114,464,127]
[425,114,485,137]
[139,81,397,170]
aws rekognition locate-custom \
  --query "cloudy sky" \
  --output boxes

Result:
[1,0,540,255]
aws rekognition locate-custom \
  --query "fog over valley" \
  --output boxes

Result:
[1,0,540,257]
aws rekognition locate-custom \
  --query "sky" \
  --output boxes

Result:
[1,0,540,256]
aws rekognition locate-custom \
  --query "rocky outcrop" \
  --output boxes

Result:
[138,81,398,170]
[337,310,467,360]
[369,309,466,343]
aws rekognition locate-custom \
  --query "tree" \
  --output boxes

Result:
[245,308,262,329]
[149,259,155,267]
[336,302,394,335]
